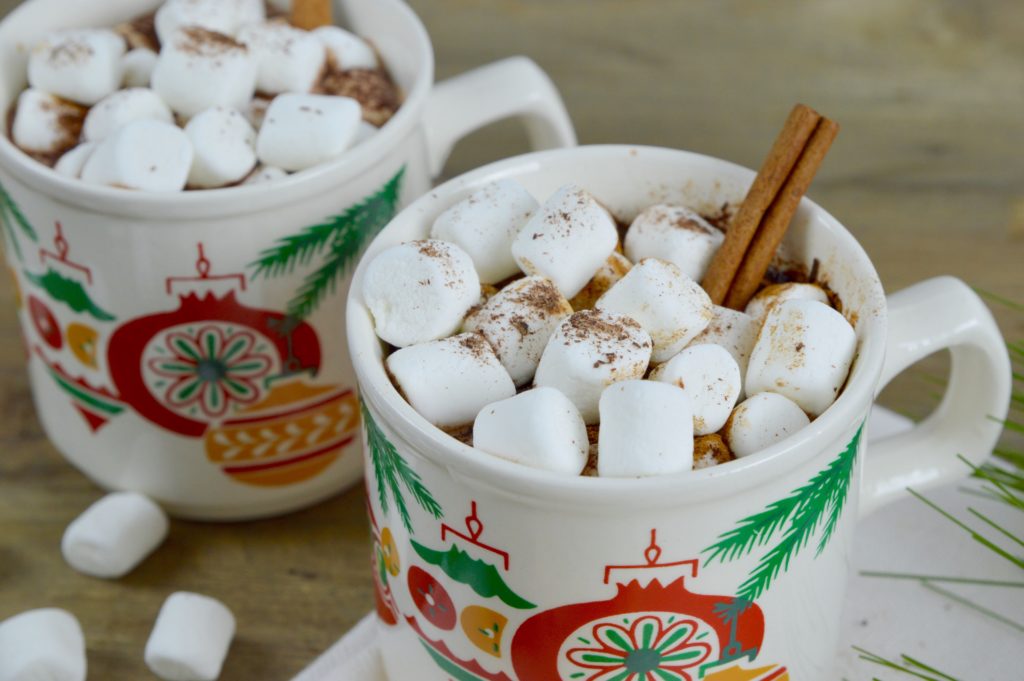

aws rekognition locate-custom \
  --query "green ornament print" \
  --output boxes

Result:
[26,269,115,321]
[411,540,536,610]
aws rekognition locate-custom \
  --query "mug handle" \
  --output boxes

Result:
[859,276,1011,517]
[422,56,577,177]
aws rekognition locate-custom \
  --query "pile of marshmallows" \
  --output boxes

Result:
[0,493,234,681]
[11,0,385,192]
[363,181,857,477]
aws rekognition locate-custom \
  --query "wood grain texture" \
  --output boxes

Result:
[1,0,1022,678]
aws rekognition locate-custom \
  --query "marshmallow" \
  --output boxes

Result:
[534,309,652,424]
[598,380,693,477]
[473,387,588,475]
[0,609,86,681]
[27,29,125,105]
[569,251,632,311]
[463,276,573,386]
[82,88,174,142]
[54,143,97,179]
[511,184,619,298]
[243,165,287,185]
[314,26,378,70]
[624,204,725,282]
[122,48,158,88]
[61,492,169,579]
[256,93,361,171]
[724,392,810,458]
[363,240,481,347]
[386,333,516,429]
[651,343,741,435]
[596,258,713,362]
[11,89,84,156]
[693,434,735,470]
[744,282,830,323]
[353,121,378,145]
[145,592,235,681]
[81,120,194,193]
[687,305,760,390]
[155,0,264,45]
[745,299,857,416]
[238,22,326,95]
[152,27,258,118]
[184,107,257,188]
[430,180,539,283]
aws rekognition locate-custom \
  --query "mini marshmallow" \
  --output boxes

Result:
[54,143,97,179]
[363,240,481,347]
[353,121,378,145]
[256,93,361,171]
[314,26,378,70]
[81,120,194,193]
[28,29,125,105]
[243,165,287,185]
[745,282,830,323]
[511,184,619,298]
[463,276,573,386]
[145,592,235,681]
[569,251,631,311]
[687,305,760,389]
[693,433,735,470]
[122,48,158,88]
[598,380,693,477]
[155,0,264,45]
[238,22,326,95]
[0,609,86,681]
[745,299,857,416]
[596,258,713,362]
[387,332,515,429]
[724,392,810,458]
[11,89,84,156]
[473,387,588,475]
[534,309,652,424]
[82,88,174,142]
[184,107,257,188]
[61,492,168,579]
[431,180,539,283]
[651,343,741,435]
[152,27,258,118]
[624,204,725,282]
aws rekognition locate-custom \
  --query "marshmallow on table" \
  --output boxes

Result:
[243,165,287,185]
[693,434,734,469]
[81,120,194,193]
[569,251,632,311]
[11,89,84,157]
[624,204,725,282]
[61,492,169,579]
[122,49,158,88]
[745,282,830,323]
[687,305,760,390]
[54,143,97,179]
[27,29,125,105]
[152,27,258,118]
[430,180,539,283]
[314,26,378,70]
[154,0,264,45]
[746,299,857,416]
[0,609,86,681]
[511,184,619,299]
[651,343,741,435]
[363,239,481,347]
[596,258,713,362]
[463,275,573,386]
[184,107,257,188]
[724,392,810,458]
[82,88,174,142]
[598,380,694,477]
[145,592,235,681]
[256,93,361,171]
[473,387,588,475]
[238,22,326,95]
[387,332,516,429]
[534,309,652,424]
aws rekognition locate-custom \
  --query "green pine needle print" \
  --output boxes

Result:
[362,398,442,533]
[250,167,405,319]
[704,424,863,603]
[0,180,38,261]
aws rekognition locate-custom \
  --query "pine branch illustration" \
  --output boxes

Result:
[816,426,862,555]
[0,182,37,242]
[394,452,443,520]
[251,220,349,278]
[703,495,802,564]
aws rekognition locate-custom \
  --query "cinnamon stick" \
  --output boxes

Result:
[701,104,821,304]
[291,0,333,30]
[723,117,839,309]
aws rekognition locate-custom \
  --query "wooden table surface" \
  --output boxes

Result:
[1,1,1022,678]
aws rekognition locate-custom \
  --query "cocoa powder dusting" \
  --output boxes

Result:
[316,66,401,127]
[115,12,159,51]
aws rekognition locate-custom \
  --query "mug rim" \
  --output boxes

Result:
[0,0,433,219]
[348,144,888,508]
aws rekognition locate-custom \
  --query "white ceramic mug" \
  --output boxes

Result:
[347,146,1011,680]
[0,0,576,520]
